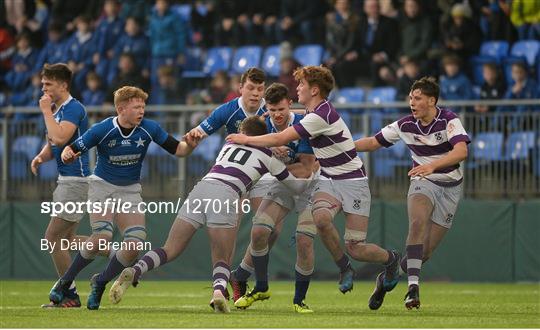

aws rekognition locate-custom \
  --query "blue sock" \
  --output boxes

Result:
[96,254,128,285]
[62,252,93,282]
[293,270,311,305]
[252,252,269,292]
[234,264,252,282]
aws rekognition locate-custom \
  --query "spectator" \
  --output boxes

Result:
[50,0,102,33]
[82,72,105,106]
[5,32,37,91]
[440,3,482,63]
[474,62,505,113]
[396,59,422,101]
[439,54,474,101]
[398,0,434,69]
[119,0,152,26]
[0,25,15,74]
[249,2,280,46]
[278,56,301,102]
[504,62,538,104]
[510,0,540,40]
[65,15,98,96]
[33,21,67,74]
[357,0,400,86]
[150,65,183,105]
[213,1,247,46]
[190,1,216,48]
[94,0,124,82]
[109,16,150,84]
[11,72,41,110]
[106,53,150,103]
[325,0,361,87]
[277,0,328,45]
[148,0,187,88]
[224,74,241,102]
[200,70,230,104]
[380,0,399,19]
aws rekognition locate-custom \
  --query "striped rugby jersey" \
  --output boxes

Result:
[204,143,291,195]
[293,100,366,180]
[375,107,470,185]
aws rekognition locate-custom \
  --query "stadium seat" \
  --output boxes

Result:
[182,47,206,78]
[10,136,42,179]
[480,40,509,62]
[231,46,262,75]
[202,47,233,76]
[293,44,324,66]
[261,45,281,77]
[502,56,527,85]
[510,40,540,67]
[172,4,191,22]
[366,87,397,106]
[335,87,365,104]
[472,132,504,161]
[504,131,536,160]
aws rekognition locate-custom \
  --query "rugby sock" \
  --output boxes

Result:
[251,246,269,292]
[406,244,423,287]
[293,265,313,305]
[336,254,351,272]
[213,261,230,296]
[383,249,397,266]
[96,251,131,284]
[234,260,253,282]
[133,247,168,283]
[62,252,94,282]
[399,256,407,275]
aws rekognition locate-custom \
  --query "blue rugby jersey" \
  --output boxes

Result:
[48,96,90,177]
[198,97,266,135]
[265,112,313,163]
[72,116,169,185]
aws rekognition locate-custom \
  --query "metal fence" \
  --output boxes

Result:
[1,99,539,201]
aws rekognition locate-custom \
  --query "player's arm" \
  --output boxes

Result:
[62,122,104,163]
[268,156,312,194]
[31,141,54,175]
[354,136,383,152]
[227,126,300,147]
[187,103,231,142]
[39,94,78,146]
[408,142,468,177]
[157,134,198,157]
[286,153,316,178]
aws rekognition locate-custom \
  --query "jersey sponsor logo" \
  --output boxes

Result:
[234,120,242,132]
[108,153,141,166]
[108,139,116,148]
[121,139,131,146]
[435,132,443,141]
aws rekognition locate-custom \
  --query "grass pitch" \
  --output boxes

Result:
[1,281,539,328]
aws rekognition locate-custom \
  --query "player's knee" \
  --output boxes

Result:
[251,226,271,249]
[123,225,147,246]
[312,200,338,228]
[91,220,114,240]
[344,229,367,257]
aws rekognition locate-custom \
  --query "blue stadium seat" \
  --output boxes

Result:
[472,132,504,161]
[172,4,191,22]
[293,44,323,66]
[38,160,58,180]
[510,40,540,67]
[502,56,527,85]
[231,46,262,75]
[182,47,206,78]
[335,87,365,104]
[366,87,397,106]
[504,131,535,160]
[261,45,281,77]
[10,136,42,179]
[480,40,509,62]
[203,47,233,76]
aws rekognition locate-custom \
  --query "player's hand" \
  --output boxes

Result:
[226,133,249,145]
[188,127,205,140]
[271,146,290,158]
[183,133,200,149]
[30,156,43,176]
[61,146,80,164]
[408,164,435,177]
[39,94,53,114]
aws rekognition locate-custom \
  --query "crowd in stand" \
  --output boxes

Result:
[1,0,539,118]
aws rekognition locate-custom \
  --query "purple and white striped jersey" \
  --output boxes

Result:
[375,108,470,184]
[293,100,366,180]
[203,142,291,195]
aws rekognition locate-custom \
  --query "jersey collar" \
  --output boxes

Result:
[113,116,138,138]
[52,95,73,116]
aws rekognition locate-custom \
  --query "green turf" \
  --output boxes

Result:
[1,281,539,328]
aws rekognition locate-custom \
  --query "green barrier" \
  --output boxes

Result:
[0,200,538,282]
[515,201,540,281]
